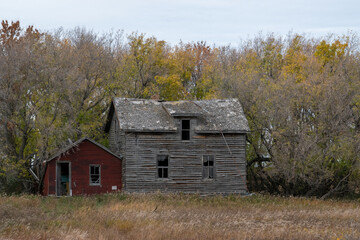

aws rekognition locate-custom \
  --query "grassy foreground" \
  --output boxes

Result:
[0,193,359,240]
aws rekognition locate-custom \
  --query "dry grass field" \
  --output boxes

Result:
[0,193,359,240]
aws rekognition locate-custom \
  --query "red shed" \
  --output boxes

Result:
[43,138,122,196]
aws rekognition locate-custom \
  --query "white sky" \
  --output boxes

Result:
[1,0,359,46]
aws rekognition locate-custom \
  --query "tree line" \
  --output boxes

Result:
[0,20,359,198]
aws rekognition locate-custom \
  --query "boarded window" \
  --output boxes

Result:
[181,120,190,140]
[157,155,169,178]
[203,155,215,179]
[90,165,101,185]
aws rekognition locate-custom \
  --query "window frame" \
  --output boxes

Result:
[157,155,169,179]
[202,155,215,179]
[89,164,101,186]
[181,119,191,140]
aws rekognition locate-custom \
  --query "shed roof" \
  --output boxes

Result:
[107,98,249,133]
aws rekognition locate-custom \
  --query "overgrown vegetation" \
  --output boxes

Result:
[0,20,359,198]
[0,193,359,239]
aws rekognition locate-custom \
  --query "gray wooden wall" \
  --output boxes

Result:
[110,116,247,194]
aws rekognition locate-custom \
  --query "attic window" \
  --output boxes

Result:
[157,155,169,178]
[181,120,190,140]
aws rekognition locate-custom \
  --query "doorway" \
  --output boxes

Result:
[56,162,71,196]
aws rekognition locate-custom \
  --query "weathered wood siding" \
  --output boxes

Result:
[110,118,247,194]
[109,113,127,189]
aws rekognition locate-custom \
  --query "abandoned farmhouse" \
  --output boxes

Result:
[43,98,250,196]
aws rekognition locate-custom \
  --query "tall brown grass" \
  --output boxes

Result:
[0,193,359,240]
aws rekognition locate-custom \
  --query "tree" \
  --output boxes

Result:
[115,33,169,98]
[217,33,360,197]
[0,21,67,193]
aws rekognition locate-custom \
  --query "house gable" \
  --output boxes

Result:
[106,98,249,194]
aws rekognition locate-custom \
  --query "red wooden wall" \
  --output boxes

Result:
[43,139,122,196]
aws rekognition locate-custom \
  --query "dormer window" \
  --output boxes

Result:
[181,120,190,140]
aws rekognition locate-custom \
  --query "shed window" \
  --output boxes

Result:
[90,165,101,185]
[157,155,169,178]
[181,120,190,140]
[203,155,215,179]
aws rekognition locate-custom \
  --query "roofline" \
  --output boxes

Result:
[195,130,248,134]
[124,129,177,133]
[47,137,122,163]
[122,129,248,134]
[109,97,250,132]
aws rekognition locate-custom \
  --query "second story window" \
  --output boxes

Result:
[181,120,190,140]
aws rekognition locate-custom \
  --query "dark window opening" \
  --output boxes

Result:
[90,165,101,185]
[157,155,169,178]
[181,120,190,140]
[203,155,215,179]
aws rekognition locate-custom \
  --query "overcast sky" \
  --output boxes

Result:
[2,0,359,46]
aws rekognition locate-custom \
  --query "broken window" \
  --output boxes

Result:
[157,155,169,178]
[181,119,190,140]
[90,165,101,185]
[203,155,215,179]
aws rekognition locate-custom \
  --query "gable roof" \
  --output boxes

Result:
[47,137,122,162]
[106,98,250,133]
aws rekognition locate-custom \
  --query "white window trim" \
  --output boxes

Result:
[89,164,101,186]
